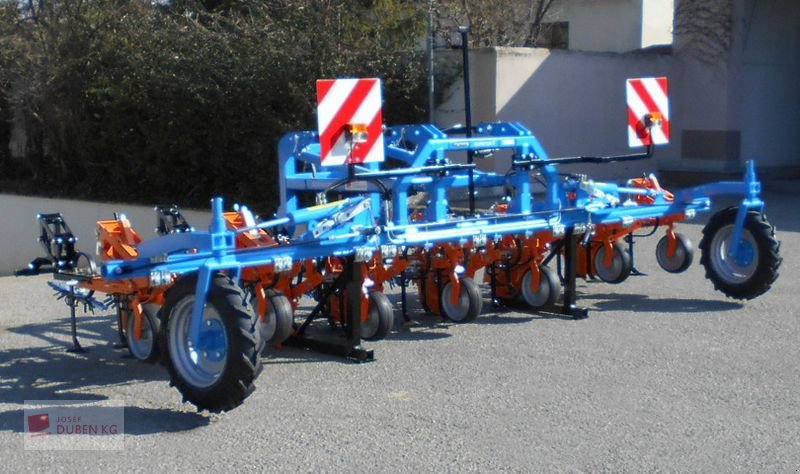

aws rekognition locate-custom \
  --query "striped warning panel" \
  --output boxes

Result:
[626,77,670,147]
[316,78,384,166]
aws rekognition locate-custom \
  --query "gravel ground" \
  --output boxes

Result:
[0,190,797,473]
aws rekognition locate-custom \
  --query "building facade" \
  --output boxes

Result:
[436,0,799,180]
[545,0,674,52]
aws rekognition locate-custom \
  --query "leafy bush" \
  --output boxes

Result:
[0,0,429,213]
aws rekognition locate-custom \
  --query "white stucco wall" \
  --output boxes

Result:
[436,47,677,180]
[737,0,800,169]
[0,194,211,276]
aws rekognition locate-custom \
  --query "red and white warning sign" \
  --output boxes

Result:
[316,78,384,166]
[626,77,670,147]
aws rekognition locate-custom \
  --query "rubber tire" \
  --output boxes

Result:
[520,266,561,308]
[159,273,262,413]
[699,207,781,300]
[361,291,394,341]
[126,303,160,363]
[656,233,693,274]
[440,277,482,323]
[593,242,632,284]
[260,288,294,346]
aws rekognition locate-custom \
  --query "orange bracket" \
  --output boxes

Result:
[603,238,615,267]
[665,225,678,258]
[131,296,144,341]
[449,270,462,306]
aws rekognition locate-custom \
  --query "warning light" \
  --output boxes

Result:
[346,123,369,144]
[645,111,663,129]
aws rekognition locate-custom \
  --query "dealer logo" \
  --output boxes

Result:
[26,413,50,436]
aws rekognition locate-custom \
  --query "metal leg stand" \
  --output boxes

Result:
[344,259,368,356]
[284,257,374,362]
[400,272,410,322]
[561,228,589,319]
[626,234,646,276]
[539,228,588,319]
[489,263,500,308]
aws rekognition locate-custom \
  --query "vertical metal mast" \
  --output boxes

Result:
[428,0,435,123]
[459,26,475,214]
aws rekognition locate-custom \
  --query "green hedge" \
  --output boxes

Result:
[0,0,430,214]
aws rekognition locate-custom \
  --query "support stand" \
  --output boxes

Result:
[626,234,646,276]
[285,257,374,362]
[561,227,589,319]
[489,263,500,308]
[345,258,364,349]
[540,228,588,319]
[400,272,410,322]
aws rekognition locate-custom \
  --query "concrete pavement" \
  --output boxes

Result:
[0,188,796,472]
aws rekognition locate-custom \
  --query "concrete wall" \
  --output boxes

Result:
[668,0,800,174]
[738,0,800,169]
[0,194,211,276]
[436,47,677,181]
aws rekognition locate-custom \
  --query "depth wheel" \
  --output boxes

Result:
[656,233,693,273]
[440,277,482,323]
[700,207,781,300]
[361,291,394,341]
[593,242,632,284]
[159,273,262,413]
[259,288,294,346]
[74,251,97,275]
[520,266,561,308]
[126,303,160,363]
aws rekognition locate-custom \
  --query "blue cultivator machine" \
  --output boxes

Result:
[17,36,781,413]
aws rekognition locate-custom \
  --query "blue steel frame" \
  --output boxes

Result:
[102,196,382,348]
[278,121,763,249]
[278,122,562,224]
[101,122,765,348]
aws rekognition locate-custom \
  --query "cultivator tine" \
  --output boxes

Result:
[47,280,108,353]
[110,295,128,349]
[48,281,108,313]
